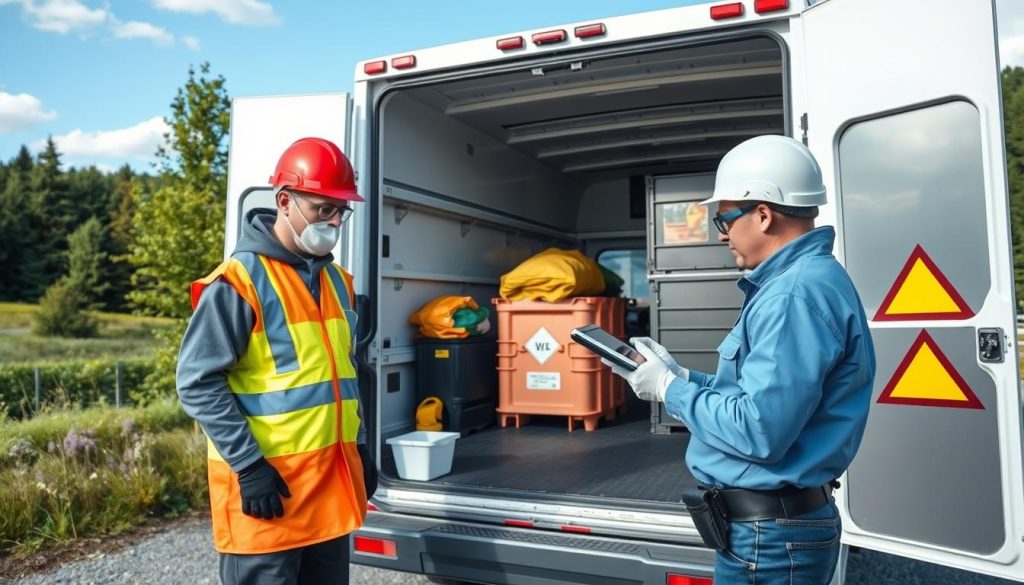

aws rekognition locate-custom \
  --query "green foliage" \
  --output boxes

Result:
[0,402,206,553]
[33,281,98,339]
[129,62,231,394]
[128,184,226,318]
[1003,66,1024,310]
[0,358,155,418]
[0,146,45,302]
[66,217,109,309]
[0,302,171,364]
[156,62,231,193]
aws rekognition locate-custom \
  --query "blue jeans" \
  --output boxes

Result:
[714,502,841,585]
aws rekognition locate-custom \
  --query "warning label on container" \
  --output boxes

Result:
[526,327,559,365]
[527,372,560,390]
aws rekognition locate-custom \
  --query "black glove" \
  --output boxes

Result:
[357,443,378,498]
[237,458,291,520]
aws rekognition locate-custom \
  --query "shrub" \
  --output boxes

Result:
[0,358,156,418]
[33,281,98,338]
[0,403,207,553]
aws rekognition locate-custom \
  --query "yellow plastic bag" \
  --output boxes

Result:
[499,248,606,302]
[410,296,481,339]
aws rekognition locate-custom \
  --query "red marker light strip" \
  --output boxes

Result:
[710,3,744,19]
[532,30,567,45]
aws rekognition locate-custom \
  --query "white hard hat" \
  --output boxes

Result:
[701,135,827,208]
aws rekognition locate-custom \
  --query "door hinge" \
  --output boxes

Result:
[800,113,809,146]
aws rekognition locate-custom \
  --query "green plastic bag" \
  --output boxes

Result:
[598,264,624,298]
[452,307,491,336]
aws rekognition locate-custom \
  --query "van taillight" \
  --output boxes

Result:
[574,23,606,39]
[504,519,534,528]
[391,55,416,70]
[353,536,397,557]
[667,575,713,585]
[754,0,788,13]
[364,60,387,75]
[560,525,591,534]
[710,2,744,19]
[366,502,378,512]
[532,29,567,45]
[497,36,524,50]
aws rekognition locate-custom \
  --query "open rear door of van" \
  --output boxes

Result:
[802,0,1024,581]
[223,93,352,252]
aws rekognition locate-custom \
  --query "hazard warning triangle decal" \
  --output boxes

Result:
[877,330,984,409]
[874,245,973,321]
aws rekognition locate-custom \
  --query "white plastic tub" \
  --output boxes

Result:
[386,431,460,481]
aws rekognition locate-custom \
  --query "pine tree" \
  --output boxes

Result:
[66,216,109,310]
[30,137,72,294]
[102,164,139,311]
[0,147,45,300]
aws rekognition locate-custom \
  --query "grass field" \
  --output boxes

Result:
[0,303,172,364]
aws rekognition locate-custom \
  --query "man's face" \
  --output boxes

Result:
[283,190,350,231]
[714,200,762,270]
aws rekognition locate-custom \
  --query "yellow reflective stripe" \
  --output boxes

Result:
[230,322,337,394]
[340,398,362,443]
[247,403,340,458]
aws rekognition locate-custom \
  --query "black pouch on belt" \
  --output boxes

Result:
[682,488,730,551]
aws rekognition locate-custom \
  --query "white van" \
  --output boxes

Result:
[222,0,1024,582]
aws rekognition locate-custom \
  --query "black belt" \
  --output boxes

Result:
[708,483,835,522]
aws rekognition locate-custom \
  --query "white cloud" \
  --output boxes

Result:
[0,92,58,132]
[37,116,169,161]
[998,0,1024,68]
[20,0,108,34]
[112,20,174,46]
[152,0,280,26]
[181,35,201,51]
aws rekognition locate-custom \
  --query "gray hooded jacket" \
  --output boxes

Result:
[176,208,364,472]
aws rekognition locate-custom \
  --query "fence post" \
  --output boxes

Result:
[115,361,122,408]
[34,367,40,412]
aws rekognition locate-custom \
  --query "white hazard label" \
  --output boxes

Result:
[527,372,560,390]
[526,327,559,365]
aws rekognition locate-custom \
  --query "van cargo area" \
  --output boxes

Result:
[374,34,784,516]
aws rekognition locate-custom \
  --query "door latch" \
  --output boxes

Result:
[978,328,1004,363]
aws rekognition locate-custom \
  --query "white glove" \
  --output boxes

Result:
[602,341,676,402]
[631,337,688,381]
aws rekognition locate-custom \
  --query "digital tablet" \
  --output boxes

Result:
[570,324,646,371]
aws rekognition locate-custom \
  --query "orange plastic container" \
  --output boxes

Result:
[493,297,627,431]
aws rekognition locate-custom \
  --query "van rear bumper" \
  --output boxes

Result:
[351,511,715,585]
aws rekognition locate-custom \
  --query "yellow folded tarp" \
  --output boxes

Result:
[499,248,605,302]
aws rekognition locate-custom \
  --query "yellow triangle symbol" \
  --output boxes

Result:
[884,258,961,316]
[889,342,970,401]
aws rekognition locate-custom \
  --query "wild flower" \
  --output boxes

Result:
[8,438,38,467]
[62,428,97,458]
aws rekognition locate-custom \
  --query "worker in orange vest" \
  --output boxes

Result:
[177,137,376,584]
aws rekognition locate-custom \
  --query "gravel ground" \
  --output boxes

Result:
[5,518,1018,585]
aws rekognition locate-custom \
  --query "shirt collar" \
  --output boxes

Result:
[741,226,836,289]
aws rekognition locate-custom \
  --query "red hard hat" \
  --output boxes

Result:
[268,137,364,202]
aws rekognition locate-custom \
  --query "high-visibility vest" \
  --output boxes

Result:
[191,252,367,554]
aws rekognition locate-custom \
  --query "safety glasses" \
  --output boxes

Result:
[712,205,756,235]
[291,192,353,222]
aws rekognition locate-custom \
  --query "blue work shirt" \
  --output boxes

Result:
[663,226,875,490]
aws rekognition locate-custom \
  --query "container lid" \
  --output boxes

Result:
[386,431,460,447]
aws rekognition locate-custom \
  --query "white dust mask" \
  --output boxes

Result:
[287,203,340,257]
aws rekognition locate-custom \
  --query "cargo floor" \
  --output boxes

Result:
[382,401,697,503]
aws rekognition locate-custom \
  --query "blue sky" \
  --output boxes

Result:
[1,0,1023,172]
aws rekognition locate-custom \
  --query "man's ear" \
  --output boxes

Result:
[757,203,774,233]
[277,190,290,213]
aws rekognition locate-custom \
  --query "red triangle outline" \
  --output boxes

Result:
[873,244,974,321]
[877,330,984,409]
